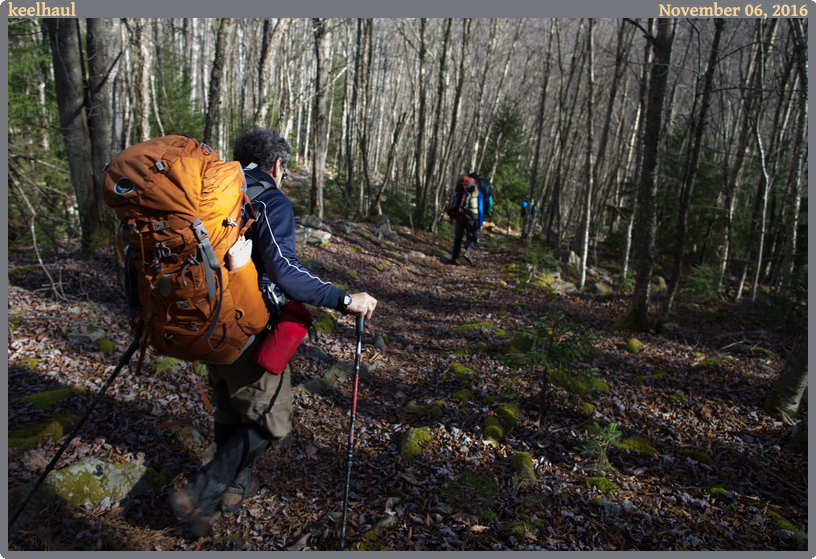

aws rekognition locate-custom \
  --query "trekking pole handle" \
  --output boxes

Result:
[355,316,365,336]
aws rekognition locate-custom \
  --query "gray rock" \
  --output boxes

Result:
[309,347,333,365]
[567,251,581,269]
[307,229,332,246]
[65,329,106,343]
[370,514,399,532]
[592,282,613,296]
[297,378,330,395]
[301,214,323,229]
[555,279,578,294]
[301,259,323,272]
[373,335,387,349]
[8,458,162,531]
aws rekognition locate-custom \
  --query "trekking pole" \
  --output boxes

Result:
[340,316,365,551]
[9,335,142,532]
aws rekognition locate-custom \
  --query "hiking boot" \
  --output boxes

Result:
[168,485,214,538]
[220,474,261,513]
[449,258,458,266]
[463,251,474,265]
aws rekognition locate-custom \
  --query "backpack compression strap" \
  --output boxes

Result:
[191,219,224,342]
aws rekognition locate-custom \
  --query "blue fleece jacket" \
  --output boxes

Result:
[244,168,342,310]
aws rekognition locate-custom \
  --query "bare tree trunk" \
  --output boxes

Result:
[779,19,807,295]
[524,21,554,243]
[47,18,98,250]
[86,18,122,242]
[254,18,290,129]
[658,18,724,324]
[764,303,808,414]
[413,18,428,227]
[421,18,452,225]
[203,18,231,146]
[345,19,362,198]
[469,18,503,172]
[612,18,676,332]
[621,18,653,281]
[309,18,332,218]
[356,19,374,217]
[578,18,594,291]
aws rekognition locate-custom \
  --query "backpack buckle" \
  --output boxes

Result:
[200,143,213,156]
[224,218,238,227]
[152,221,166,231]
[155,242,176,259]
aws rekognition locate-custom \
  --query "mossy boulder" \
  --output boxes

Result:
[313,310,337,335]
[582,403,596,416]
[452,389,472,402]
[496,403,521,428]
[403,400,445,420]
[695,355,733,369]
[749,347,779,360]
[473,341,489,352]
[679,448,714,465]
[97,339,115,353]
[510,452,538,484]
[19,387,87,410]
[401,427,433,460]
[15,357,39,370]
[619,436,659,456]
[550,369,609,396]
[448,363,473,382]
[483,417,505,445]
[8,458,166,531]
[651,275,667,291]
[9,414,79,450]
[586,477,621,493]
[625,338,644,354]
[453,322,506,337]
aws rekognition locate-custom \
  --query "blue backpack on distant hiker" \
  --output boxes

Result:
[477,177,493,218]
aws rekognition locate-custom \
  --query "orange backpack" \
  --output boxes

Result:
[103,135,270,365]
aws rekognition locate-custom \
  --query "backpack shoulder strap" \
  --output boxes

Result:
[243,164,278,202]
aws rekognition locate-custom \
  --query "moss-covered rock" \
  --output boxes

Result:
[473,341,489,352]
[313,310,337,335]
[619,436,659,456]
[749,347,779,360]
[454,322,506,337]
[668,393,685,402]
[695,355,733,369]
[448,363,473,382]
[510,452,538,484]
[97,339,115,353]
[9,458,165,531]
[19,387,87,410]
[651,275,667,291]
[401,427,433,460]
[9,414,79,449]
[452,389,472,402]
[586,477,621,493]
[625,338,644,354]
[15,357,39,370]
[582,403,596,416]
[496,403,521,428]
[550,369,609,396]
[679,448,714,465]
[402,400,445,420]
[484,417,505,445]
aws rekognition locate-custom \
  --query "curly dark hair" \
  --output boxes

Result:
[232,129,291,172]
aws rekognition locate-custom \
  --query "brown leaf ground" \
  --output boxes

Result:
[7,216,807,551]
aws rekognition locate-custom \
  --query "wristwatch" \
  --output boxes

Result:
[337,290,352,314]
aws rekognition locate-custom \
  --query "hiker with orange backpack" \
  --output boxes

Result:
[109,130,376,537]
[446,173,484,266]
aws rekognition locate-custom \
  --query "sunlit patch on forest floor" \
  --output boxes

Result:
[7,219,807,551]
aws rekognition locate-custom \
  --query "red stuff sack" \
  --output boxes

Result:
[253,301,313,374]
